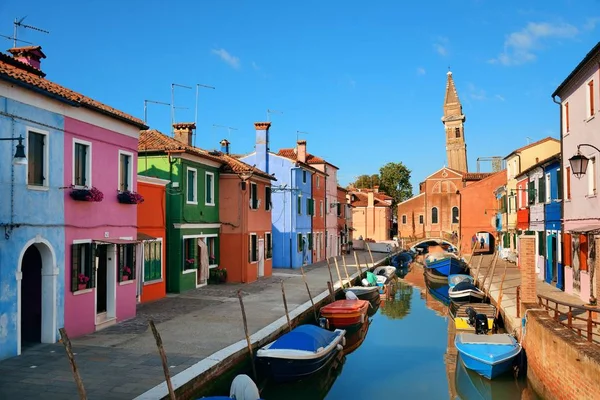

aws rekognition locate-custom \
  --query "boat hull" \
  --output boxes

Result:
[257,344,342,382]
[449,289,485,303]
[425,256,465,277]
[455,333,522,380]
[344,287,380,303]
[320,300,369,329]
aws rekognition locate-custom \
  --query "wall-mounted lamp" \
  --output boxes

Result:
[0,135,27,165]
[570,144,600,179]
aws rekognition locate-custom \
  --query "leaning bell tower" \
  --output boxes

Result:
[441,70,468,172]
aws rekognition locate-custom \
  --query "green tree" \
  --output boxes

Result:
[351,174,380,189]
[378,162,413,216]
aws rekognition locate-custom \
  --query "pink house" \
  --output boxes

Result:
[553,41,600,303]
[63,103,147,336]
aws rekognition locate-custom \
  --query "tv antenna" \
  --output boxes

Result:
[526,136,533,144]
[171,83,192,135]
[194,83,215,127]
[143,100,170,124]
[12,17,49,47]
[296,130,310,142]
[267,109,283,122]
[213,124,238,140]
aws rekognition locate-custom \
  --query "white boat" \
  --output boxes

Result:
[372,266,396,284]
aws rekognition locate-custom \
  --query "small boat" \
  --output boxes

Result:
[455,354,526,400]
[320,299,370,329]
[449,281,485,303]
[391,252,413,268]
[373,266,397,284]
[424,268,450,285]
[449,274,474,288]
[343,285,380,303]
[200,374,262,399]
[256,325,346,382]
[424,251,466,277]
[455,333,522,379]
[449,302,496,332]
[424,278,451,306]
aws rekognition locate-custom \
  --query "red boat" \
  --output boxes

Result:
[320,299,369,329]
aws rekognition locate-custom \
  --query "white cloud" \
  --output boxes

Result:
[584,17,600,31]
[489,22,579,66]
[251,61,260,71]
[416,67,426,75]
[495,94,505,101]
[433,37,449,56]
[211,48,241,69]
[468,83,487,101]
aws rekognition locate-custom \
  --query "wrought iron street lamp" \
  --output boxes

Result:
[569,144,600,179]
[0,135,26,165]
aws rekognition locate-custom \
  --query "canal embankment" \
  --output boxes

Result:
[467,235,600,400]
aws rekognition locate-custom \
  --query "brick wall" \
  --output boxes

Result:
[522,306,600,400]
[520,235,537,304]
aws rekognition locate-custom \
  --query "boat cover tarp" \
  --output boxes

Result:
[452,281,479,293]
[366,272,377,285]
[230,374,261,400]
[269,325,340,352]
[321,299,369,314]
[459,333,515,345]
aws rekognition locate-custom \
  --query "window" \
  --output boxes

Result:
[566,166,571,200]
[307,233,313,250]
[455,127,461,138]
[265,186,271,211]
[557,168,563,200]
[431,207,438,224]
[320,200,323,216]
[303,170,307,183]
[206,237,216,265]
[419,215,424,224]
[545,173,551,203]
[336,203,341,217]
[186,168,197,204]
[316,176,320,188]
[538,177,545,203]
[588,157,596,196]
[118,151,133,192]
[205,172,215,205]
[297,195,302,215]
[250,182,258,209]
[265,233,272,259]
[249,234,258,262]
[588,80,595,118]
[117,244,136,283]
[297,233,303,252]
[73,139,91,187]
[71,242,94,292]
[402,215,407,224]
[183,238,197,270]
[307,198,314,216]
[528,181,535,204]
[27,130,48,187]
[452,207,459,224]
[565,102,570,132]
[144,240,162,282]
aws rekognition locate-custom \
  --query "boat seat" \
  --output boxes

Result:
[460,333,514,345]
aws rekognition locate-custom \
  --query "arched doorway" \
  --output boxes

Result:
[21,246,42,346]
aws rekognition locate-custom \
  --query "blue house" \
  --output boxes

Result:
[240,122,315,268]
[0,54,66,360]
[542,155,563,289]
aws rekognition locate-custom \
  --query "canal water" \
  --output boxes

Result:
[203,265,541,399]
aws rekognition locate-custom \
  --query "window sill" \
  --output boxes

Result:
[144,278,163,286]
[186,201,198,205]
[585,114,595,123]
[585,194,597,199]
[27,185,49,191]
[182,268,197,274]
[205,202,215,207]
[73,288,93,296]
[209,264,218,269]
[119,280,135,286]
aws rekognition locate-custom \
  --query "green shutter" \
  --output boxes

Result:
[557,170,562,200]
[297,196,301,215]
[538,177,545,203]
[538,231,545,255]
[88,243,96,288]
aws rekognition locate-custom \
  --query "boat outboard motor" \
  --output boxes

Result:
[473,313,490,335]
[465,306,477,326]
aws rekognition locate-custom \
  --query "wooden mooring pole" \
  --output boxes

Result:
[353,251,364,278]
[300,267,318,321]
[342,254,351,284]
[281,280,292,332]
[333,257,345,288]
[473,253,484,286]
[237,290,257,381]
[366,242,375,266]
[58,328,87,400]
[325,258,336,299]
[148,320,177,400]
[482,252,499,295]
[327,281,335,302]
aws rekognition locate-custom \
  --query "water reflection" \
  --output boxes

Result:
[380,281,413,320]
[343,321,370,356]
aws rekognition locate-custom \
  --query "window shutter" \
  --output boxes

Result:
[528,182,534,204]
[248,236,252,262]
[131,244,137,279]
[538,177,545,203]
[557,170,563,200]
[88,243,96,288]
[71,244,79,292]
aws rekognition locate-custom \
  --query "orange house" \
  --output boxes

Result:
[312,170,327,262]
[136,176,169,303]
[349,188,393,241]
[219,149,276,283]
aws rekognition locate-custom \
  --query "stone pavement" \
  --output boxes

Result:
[0,250,386,400]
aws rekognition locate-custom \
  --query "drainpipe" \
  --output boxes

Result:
[552,94,565,291]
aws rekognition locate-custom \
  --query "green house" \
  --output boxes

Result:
[138,124,224,293]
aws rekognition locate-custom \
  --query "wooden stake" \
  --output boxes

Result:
[473,253,485,287]
[58,328,87,400]
[281,280,292,332]
[301,267,318,321]
[480,251,497,291]
[327,281,335,302]
[341,254,351,284]
[483,253,499,301]
[353,251,364,277]
[325,258,336,292]
[237,290,257,381]
[148,320,176,400]
[333,257,344,288]
[366,242,375,266]
[493,263,509,318]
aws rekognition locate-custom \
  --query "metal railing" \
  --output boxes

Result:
[537,293,600,343]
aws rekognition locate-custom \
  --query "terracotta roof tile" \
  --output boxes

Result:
[0,52,146,128]
[348,191,392,208]
[277,148,327,164]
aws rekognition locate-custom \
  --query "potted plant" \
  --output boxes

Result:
[70,186,104,202]
[121,266,132,281]
[78,273,89,291]
[209,268,219,284]
[218,268,227,283]
[185,258,195,269]
[117,190,144,205]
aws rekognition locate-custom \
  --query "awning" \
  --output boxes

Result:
[94,238,140,245]
[567,224,600,234]
[137,232,157,241]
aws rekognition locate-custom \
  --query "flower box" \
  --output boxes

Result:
[78,283,88,291]
[122,276,129,281]
[70,187,104,202]
[117,191,144,205]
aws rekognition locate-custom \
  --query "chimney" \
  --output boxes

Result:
[368,192,374,208]
[220,139,230,155]
[254,122,271,174]
[173,122,195,146]
[297,140,307,163]
[8,46,46,70]
[373,185,379,193]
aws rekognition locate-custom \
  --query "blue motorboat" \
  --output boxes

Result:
[391,252,413,268]
[455,333,522,380]
[424,278,451,306]
[449,274,474,289]
[256,325,346,382]
[424,252,466,277]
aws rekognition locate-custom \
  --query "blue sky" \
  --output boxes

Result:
[1,0,598,190]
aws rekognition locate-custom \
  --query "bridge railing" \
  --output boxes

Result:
[537,293,600,344]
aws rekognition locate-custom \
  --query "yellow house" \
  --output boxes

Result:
[502,137,560,255]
